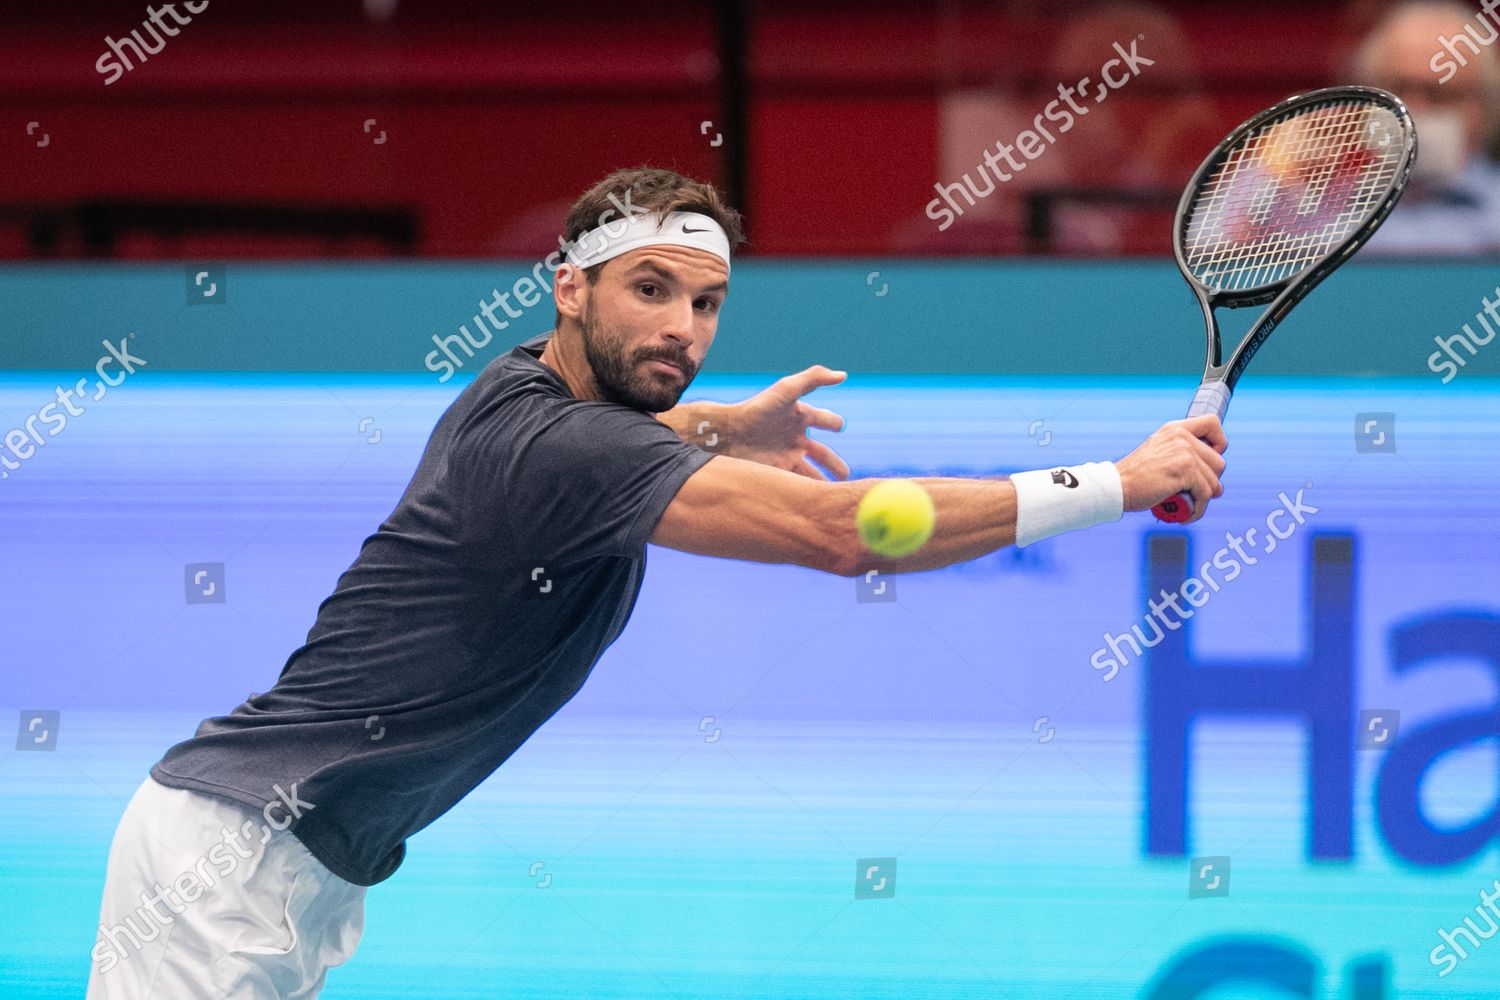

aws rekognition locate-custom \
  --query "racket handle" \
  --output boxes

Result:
[1151,381,1232,524]
[1152,492,1195,523]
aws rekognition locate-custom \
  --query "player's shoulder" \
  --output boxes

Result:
[455,343,572,412]
[453,383,674,466]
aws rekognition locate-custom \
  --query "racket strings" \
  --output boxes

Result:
[1188,102,1394,289]
[1182,99,1404,293]
[1193,103,1377,286]
[1193,101,1373,261]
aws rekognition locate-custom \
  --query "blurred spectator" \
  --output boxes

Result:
[1038,1,1222,253]
[1041,2,1216,191]
[1352,0,1500,255]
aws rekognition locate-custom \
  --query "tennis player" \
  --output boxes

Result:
[86,166,1226,998]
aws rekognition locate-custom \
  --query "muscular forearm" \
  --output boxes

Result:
[836,476,1020,577]
[655,400,730,447]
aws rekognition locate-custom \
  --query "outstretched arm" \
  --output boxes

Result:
[652,414,1229,578]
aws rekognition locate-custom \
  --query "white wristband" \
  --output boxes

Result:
[1009,461,1124,547]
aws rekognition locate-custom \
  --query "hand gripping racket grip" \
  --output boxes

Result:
[1152,381,1231,523]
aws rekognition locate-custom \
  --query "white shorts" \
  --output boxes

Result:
[86,775,367,999]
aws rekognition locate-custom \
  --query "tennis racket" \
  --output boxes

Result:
[1151,85,1417,523]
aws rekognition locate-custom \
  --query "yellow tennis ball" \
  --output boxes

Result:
[856,479,935,558]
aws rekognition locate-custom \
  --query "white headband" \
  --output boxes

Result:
[564,210,732,274]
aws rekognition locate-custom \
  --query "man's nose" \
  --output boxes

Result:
[659,299,696,339]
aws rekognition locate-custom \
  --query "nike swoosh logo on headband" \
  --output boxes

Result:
[681,226,710,233]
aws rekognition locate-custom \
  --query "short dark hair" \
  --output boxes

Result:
[553,166,745,328]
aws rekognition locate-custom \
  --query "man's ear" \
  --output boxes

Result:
[554,263,587,324]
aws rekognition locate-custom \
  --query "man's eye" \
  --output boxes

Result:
[695,298,719,313]
[639,283,659,297]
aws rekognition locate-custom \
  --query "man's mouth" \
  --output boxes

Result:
[644,357,684,376]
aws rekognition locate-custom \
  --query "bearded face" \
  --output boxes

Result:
[579,295,697,413]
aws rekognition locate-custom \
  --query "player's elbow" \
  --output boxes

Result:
[839,545,902,580]
[790,498,850,577]
[824,480,933,579]
[750,470,862,577]
[824,548,859,578]
[761,477,858,577]
[819,481,875,578]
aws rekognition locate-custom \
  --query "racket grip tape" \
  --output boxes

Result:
[1152,381,1232,524]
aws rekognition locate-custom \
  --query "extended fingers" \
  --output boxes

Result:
[798,401,846,433]
[803,435,850,480]
[792,457,826,480]
[782,365,848,400]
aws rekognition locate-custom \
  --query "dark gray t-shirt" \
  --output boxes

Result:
[151,332,718,885]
